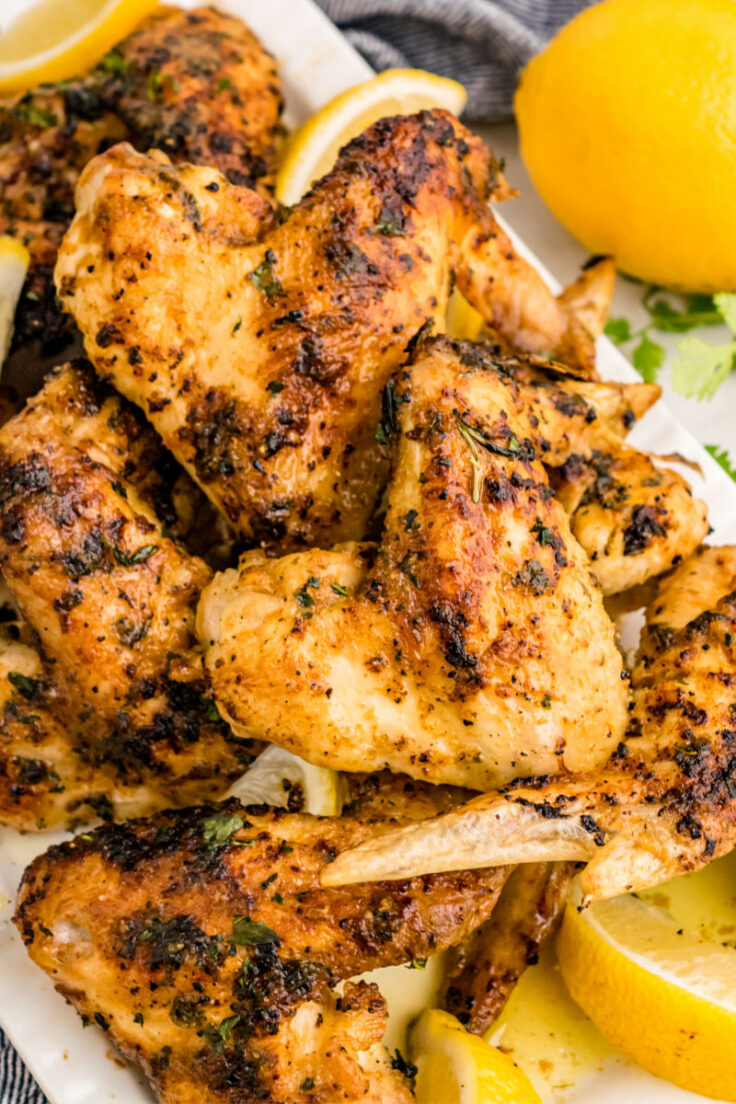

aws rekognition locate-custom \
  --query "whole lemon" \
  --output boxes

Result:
[515,0,736,292]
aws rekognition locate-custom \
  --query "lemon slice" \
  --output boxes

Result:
[225,744,344,816]
[557,890,736,1099]
[0,236,29,371]
[409,1009,540,1104]
[276,68,467,206]
[0,0,158,94]
[445,290,487,341]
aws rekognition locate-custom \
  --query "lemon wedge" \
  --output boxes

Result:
[0,236,29,371]
[557,890,736,1100]
[0,0,158,94]
[409,1009,540,1104]
[445,290,487,341]
[276,68,467,206]
[225,744,344,817]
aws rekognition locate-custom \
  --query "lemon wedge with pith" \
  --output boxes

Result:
[557,890,736,1100]
[409,1009,540,1104]
[276,68,466,206]
[0,236,29,371]
[0,0,157,93]
[225,744,344,817]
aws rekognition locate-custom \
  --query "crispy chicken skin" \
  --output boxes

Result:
[0,363,256,829]
[552,447,709,594]
[442,860,577,1032]
[324,545,736,902]
[15,801,507,1104]
[198,336,628,789]
[0,5,283,363]
[56,110,613,548]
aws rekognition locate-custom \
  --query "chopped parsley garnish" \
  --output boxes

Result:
[541,692,552,709]
[113,544,157,567]
[216,77,233,93]
[17,103,57,128]
[266,380,284,394]
[331,582,348,597]
[99,47,128,75]
[404,509,420,531]
[111,480,127,498]
[407,957,427,969]
[295,577,320,610]
[231,915,279,945]
[202,812,244,848]
[133,1012,144,1025]
[300,1077,316,1091]
[249,250,284,302]
[8,671,42,702]
[232,317,242,334]
[201,1013,240,1053]
[530,517,556,546]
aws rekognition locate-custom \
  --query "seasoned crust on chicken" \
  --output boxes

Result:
[552,447,709,594]
[15,801,507,1104]
[198,336,628,789]
[0,363,256,829]
[442,860,577,1032]
[0,5,283,366]
[56,111,613,549]
[324,545,736,902]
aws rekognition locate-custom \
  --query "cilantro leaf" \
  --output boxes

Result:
[705,444,736,482]
[632,335,665,383]
[643,288,721,332]
[232,915,279,945]
[202,812,244,847]
[713,292,736,333]
[603,317,631,345]
[671,336,736,401]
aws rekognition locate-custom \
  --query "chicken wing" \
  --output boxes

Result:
[0,4,283,371]
[323,545,736,903]
[552,447,709,594]
[56,111,613,549]
[198,335,628,789]
[15,801,507,1104]
[0,362,256,829]
[442,860,577,1032]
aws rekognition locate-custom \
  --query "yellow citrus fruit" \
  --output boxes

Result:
[409,1008,540,1104]
[225,744,344,817]
[276,69,466,206]
[0,0,158,93]
[514,0,736,292]
[557,891,736,1099]
[0,236,29,370]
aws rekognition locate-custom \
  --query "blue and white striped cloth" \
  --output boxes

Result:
[0,0,592,1099]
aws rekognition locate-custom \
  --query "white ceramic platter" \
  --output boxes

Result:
[1,0,735,1100]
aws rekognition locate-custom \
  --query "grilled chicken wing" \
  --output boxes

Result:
[552,447,709,594]
[15,801,507,1104]
[0,5,282,370]
[198,335,628,789]
[0,363,256,829]
[324,545,736,902]
[442,860,577,1032]
[56,111,613,549]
